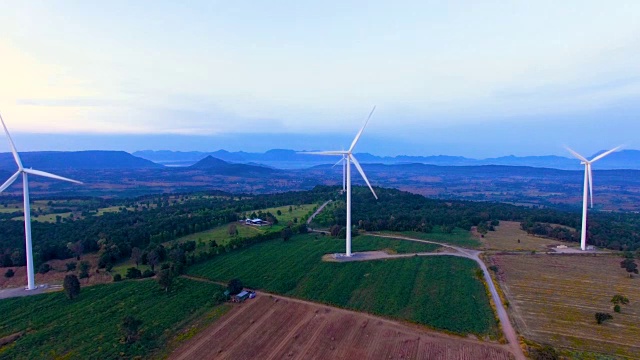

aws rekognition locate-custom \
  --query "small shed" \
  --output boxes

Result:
[233,290,250,303]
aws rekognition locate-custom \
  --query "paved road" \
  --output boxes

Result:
[368,234,525,360]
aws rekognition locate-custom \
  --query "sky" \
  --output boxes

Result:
[0,1,639,157]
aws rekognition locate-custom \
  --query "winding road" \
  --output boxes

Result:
[305,201,525,360]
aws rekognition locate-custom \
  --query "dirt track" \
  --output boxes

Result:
[170,294,514,360]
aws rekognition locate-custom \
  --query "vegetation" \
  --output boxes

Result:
[227,278,243,295]
[63,274,81,300]
[188,234,496,335]
[620,258,638,277]
[0,278,226,359]
[595,312,613,325]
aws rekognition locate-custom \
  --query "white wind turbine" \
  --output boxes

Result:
[565,145,622,251]
[0,113,82,290]
[332,155,347,192]
[302,107,378,256]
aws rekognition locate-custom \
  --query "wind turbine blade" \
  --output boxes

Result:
[348,106,376,152]
[350,155,378,199]
[299,151,347,156]
[588,163,594,208]
[590,145,623,163]
[0,112,23,169]
[23,169,83,184]
[564,146,589,163]
[332,158,344,168]
[0,171,21,193]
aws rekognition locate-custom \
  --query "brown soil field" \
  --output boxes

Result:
[479,221,565,251]
[492,254,640,358]
[170,294,514,360]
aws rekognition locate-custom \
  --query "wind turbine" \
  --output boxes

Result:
[565,145,622,251]
[332,155,347,192]
[302,107,378,256]
[0,112,82,290]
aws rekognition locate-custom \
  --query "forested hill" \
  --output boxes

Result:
[0,151,162,171]
[189,156,278,175]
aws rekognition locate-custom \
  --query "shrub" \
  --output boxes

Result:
[595,312,613,324]
[126,267,142,279]
[227,278,243,295]
[38,263,51,274]
[614,304,621,313]
[4,269,14,278]
[65,262,77,272]
[63,274,81,300]
[113,274,122,282]
[142,269,155,278]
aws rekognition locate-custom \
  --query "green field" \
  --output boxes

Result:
[188,234,497,335]
[165,222,265,249]
[246,203,317,224]
[0,278,226,360]
[378,227,481,248]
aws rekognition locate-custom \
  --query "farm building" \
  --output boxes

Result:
[233,290,251,303]
[244,218,270,226]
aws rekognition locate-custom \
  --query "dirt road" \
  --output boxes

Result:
[368,234,525,360]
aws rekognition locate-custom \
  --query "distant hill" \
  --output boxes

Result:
[0,151,162,171]
[188,156,278,175]
[134,149,640,170]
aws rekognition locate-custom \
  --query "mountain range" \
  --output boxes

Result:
[133,149,640,170]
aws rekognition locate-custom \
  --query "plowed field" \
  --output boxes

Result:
[170,295,513,360]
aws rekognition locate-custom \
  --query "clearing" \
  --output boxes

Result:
[492,254,640,358]
[479,221,566,251]
[169,294,513,360]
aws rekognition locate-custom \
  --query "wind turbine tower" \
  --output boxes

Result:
[566,146,622,251]
[302,107,378,256]
[0,113,82,290]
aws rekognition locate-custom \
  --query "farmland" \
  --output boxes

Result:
[0,278,226,360]
[378,227,481,248]
[492,254,640,358]
[188,234,498,336]
[170,294,513,360]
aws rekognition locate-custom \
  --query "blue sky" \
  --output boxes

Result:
[0,1,639,157]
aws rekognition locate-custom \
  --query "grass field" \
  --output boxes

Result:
[378,227,481,248]
[480,221,565,251]
[188,234,498,336]
[247,203,317,224]
[0,278,226,360]
[493,254,640,358]
[165,223,265,248]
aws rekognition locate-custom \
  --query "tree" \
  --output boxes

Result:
[10,250,24,267]
[282,227,293,242]
[228,224,238,237]
[277,209,282,216]
[595,312,613,324]
[157,269,173,292]
[298,223,308,234]
[227,278,243,295]
[38,263,51,274]
[120,315,142,344]
[4,269,14,278]
[147,250,159,272]
[67,241,83,260]
[131,247,142,268]
[611,294,630,305]
[620,258,638,277]
[79,261,90,279]
[63,274,81,299]
[66,262,77,272]
[113,274,122,282]
[126,267,142,279]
